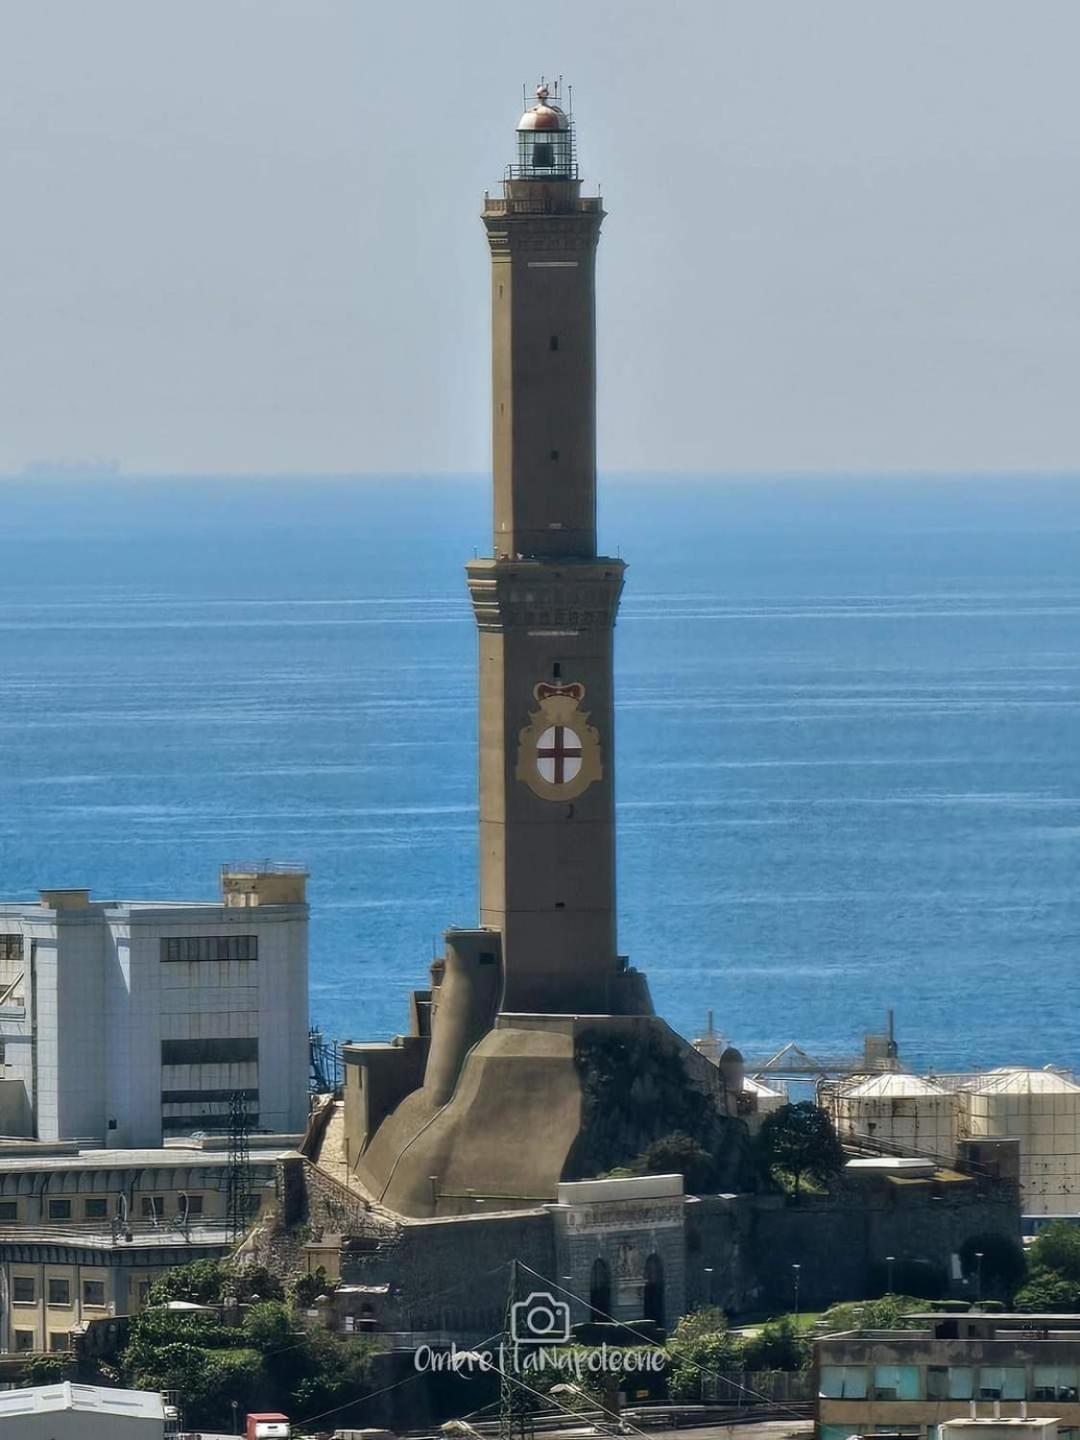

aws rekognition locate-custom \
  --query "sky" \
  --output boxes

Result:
[1,1,1078,477]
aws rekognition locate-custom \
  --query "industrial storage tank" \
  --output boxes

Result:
[828,1071,959,1158]
[960,1067,1080,1218]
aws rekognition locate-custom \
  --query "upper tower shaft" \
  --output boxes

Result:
[482,84,604,560]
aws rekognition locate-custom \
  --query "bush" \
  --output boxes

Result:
[633,1133,720,1194]
[1015,1270,1080,1313]
[818,1295,924,1333]
[743,1316,809,1372]
[22,1355,69,1385]
[144,1258,228,1308]
[1028,1224,1080,1282]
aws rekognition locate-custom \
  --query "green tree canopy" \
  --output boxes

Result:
[633,1132,720,1194]
[755,1102,846,1199]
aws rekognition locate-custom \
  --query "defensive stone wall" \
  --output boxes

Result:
[688,1181,1020,1314]
[341,1208,556,1338]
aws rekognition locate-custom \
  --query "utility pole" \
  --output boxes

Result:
[499,1260,533,1440]
[225,1092,254,1245]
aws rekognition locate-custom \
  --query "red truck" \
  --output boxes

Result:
[246,1415,291,1440]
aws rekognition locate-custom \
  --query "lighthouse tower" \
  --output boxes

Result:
[344,88,743,1219]
[468,84,634,1014]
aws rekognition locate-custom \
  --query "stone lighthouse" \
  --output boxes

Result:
[344,87,745,1217]
[468,84,635,1015]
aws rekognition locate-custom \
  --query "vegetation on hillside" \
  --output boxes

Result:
[116,1259,373,1431]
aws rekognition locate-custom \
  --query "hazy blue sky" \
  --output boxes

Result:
[1,1,1077,476]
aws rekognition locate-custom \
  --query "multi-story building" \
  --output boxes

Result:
[0,1133,296,1352]
[817,1311,1080,1440]
[0,865,309,1148]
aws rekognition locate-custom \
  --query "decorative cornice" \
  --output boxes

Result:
[466,559,625,632]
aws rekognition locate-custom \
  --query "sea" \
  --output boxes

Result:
[1,474,1077,1075]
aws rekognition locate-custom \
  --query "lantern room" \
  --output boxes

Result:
[513,82,577,179]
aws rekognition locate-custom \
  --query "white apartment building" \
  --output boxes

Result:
[0,865,309,1148]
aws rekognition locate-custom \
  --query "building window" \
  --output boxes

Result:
[0,935,23,963]
[13,1330,34,1352]
[84,1198,108,1220]
[48,1198,72,1220]
[13,1276,35,1304]
[820,1365,869,1400]
[48,1278,71,1306]
[979,1367,1026,1400]
[140,1196,165,1220]
[181,1194,204,1216]
[947,1366,975,1400]
[873,1364,920,1401]
[642,1253,664,1327]
[549,335,559,351]
[161,934,257,963]
[927,1366,949,1400]
[49,1331,70,1352]
[0,1200,17,1222]
[83,1280,106,1307]
[1034,1365,1079,1402]
[160,1037,259,1065]
[549,449,560,460]
[138,1281,152,1307]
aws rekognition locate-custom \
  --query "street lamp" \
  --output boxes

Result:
[792,1263,801,1328]
[886,1255,895,1294]
[974,1251,984,1304]
[704,1266,714,1306]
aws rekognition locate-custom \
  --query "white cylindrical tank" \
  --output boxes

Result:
[960,1067,1080,1217]
[830,1072,959,1157]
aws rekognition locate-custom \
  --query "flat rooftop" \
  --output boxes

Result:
[0,1135,301,1173]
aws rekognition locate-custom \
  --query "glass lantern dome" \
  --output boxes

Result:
[512,83,578,180]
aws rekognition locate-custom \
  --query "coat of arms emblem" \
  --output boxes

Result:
[516,681,602,801]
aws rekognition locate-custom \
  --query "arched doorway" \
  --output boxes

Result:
[643,1253,664,1327]
[590,1257,612,1318]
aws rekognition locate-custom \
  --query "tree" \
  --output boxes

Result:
[243,1301,296,1351]
[665,1308,746,1401]
[1027,1223,1080,1282]
[755,1103,845,1199]
[633,1132,720,1194]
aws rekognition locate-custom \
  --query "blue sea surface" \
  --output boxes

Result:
[0,474,1077,1073]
